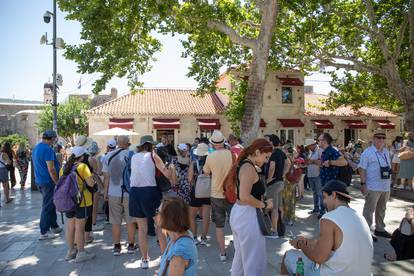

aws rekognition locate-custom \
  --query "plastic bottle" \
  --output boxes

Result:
[296,257,304,276]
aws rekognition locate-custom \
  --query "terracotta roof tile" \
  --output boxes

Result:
[304,93,397,118]
[86,88,225,116]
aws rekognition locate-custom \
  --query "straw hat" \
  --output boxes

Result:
[209,130,226,145]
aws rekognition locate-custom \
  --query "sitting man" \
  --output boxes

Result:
[281,180,373,276]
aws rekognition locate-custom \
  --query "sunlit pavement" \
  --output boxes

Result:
[0,168,411,275]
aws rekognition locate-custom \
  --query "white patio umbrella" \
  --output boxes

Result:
[93,127,139,136]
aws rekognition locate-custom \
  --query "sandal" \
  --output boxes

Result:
[5,198,13,204]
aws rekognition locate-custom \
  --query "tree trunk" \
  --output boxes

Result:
[241,57,267,144]
[405,95,414,132]
[240,0,279,145]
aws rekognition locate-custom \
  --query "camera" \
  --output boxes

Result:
[43,11,52,23]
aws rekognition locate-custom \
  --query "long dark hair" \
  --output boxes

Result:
[226,138,273,185]
[63,154,82,176]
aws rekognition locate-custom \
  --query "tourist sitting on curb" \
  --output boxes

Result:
[281,180,373,276]
[384,205,414,261]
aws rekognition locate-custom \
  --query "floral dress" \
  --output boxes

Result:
[173,160,192,204]
[16,150,29,186]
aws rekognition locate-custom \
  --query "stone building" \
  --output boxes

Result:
[86,70,401,150]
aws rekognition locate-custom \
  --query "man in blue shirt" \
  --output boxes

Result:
[318,133,347,218]
[32,130,62,240]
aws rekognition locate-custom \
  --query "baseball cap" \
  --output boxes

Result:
[71,146,86,158]
[42,130,57,139]
[107,139,117,148]
[322,180,353,200]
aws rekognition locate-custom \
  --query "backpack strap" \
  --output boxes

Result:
[107,148,125,166]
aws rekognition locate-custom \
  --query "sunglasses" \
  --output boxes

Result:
[374,136,386,140]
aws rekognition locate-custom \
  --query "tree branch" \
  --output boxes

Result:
[394,14,408,60]
[323,55,385,77]
[207,20,256,48]
[241,20,261,29]
[363,0,392,60]
[320,54,384,76]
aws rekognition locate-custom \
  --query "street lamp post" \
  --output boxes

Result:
[41,0,64,134]
[52,0,57,133]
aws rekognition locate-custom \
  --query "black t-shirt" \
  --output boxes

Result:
[268,148,286,183]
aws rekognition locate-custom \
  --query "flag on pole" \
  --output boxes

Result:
[77,77,82,90]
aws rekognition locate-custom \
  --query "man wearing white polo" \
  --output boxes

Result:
[359,129,392,241]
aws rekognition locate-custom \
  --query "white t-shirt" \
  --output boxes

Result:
[130,152,156,188]
[102,148,129,197]
[320,206,373,276]
[358,145,391,192]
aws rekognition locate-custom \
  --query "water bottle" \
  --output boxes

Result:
[296,257,304,276]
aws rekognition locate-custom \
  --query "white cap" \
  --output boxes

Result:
[178,143,188,151]
[71,146,86,158]
[107,139,117,148]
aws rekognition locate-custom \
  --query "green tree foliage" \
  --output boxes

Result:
[298,0,413,129]
[0,134,29,147]
[224,77,249,135]
[58,0,317,143]
[37,96,90,142]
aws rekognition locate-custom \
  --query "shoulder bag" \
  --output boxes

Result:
[256,208,272,236]
[151,153,172,192]
[195,160,211,198]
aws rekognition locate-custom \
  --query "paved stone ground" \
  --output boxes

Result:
[0,168,412,276]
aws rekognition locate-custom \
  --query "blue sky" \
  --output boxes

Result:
[0,0,333,102]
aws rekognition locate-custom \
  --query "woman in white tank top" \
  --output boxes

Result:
[128,135,171,269]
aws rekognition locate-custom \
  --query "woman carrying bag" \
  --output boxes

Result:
[188,143,211,245]
[229,138,273,276]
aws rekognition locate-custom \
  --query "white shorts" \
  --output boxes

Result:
[284,249,320,276]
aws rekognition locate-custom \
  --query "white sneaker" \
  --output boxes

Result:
[200,237,208,246]
[219,254,227,262]
[65,248,77,261]
[75,251,96,263]
[51,227,63,234]
[39,232,59,240]
[92,224,105,231]
[140,258,149,269]
[265,231,279,239]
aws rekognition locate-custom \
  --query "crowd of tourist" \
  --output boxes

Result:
[1,128,413,275]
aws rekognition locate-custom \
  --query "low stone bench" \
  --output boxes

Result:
[372,259,414,275]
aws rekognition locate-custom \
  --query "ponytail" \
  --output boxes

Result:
[63,154,79,176]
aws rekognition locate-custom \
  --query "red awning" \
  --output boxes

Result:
[278,119,305,127]
[312,119,334,129]
[343,120,367,129]
[374,119,395,129]
[153,118,180,129]
[260,119,266,128]
[276,77,304,86]
[109,118,134,130]
[197,118,221,130]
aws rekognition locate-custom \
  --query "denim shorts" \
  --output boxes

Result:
[129,187,162,219]
[66,206,92,219]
